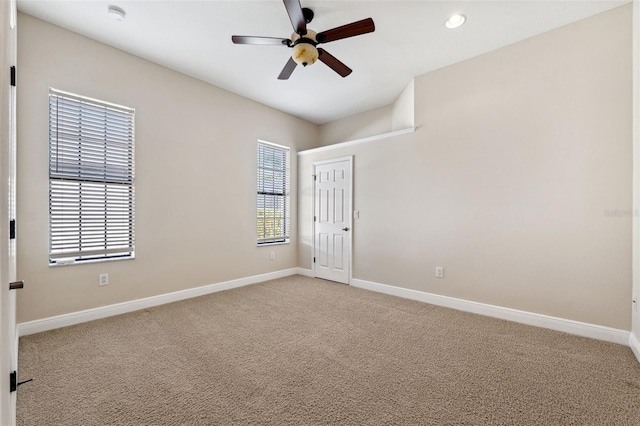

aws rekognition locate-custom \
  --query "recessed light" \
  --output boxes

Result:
[445,14,466,29]
[108,5,126,22]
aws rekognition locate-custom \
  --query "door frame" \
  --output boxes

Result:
[631,0,640,363]
[1,0,18,424]
[312,156,353,284]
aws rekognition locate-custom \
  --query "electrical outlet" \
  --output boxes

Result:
[435,267,444,278]
[354,210,360,219]
[270,252,275,261]
[99,273,109,286]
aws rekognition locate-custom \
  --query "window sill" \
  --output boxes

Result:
[49,255,135,267]
[257,241,290,247]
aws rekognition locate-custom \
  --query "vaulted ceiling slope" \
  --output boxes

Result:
[17,0,629,124]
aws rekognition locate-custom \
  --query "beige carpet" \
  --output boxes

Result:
[17,275,640,425]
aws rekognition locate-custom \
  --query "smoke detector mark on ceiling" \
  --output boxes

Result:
[108,5,126,22]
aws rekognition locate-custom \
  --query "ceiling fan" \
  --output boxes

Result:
[231,0,375,80]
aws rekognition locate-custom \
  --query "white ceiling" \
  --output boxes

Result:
[17,0,628,124]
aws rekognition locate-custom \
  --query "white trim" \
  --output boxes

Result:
[351,278,630,346]
[632,0,640,364]
[631,333,640,363]
[311,171,316,276]
[295,267,313,277]
[298,127,416,156]
[18,268,302,336]
[257,139,290,150]
[312,155,354,166]
[49,87,134,113]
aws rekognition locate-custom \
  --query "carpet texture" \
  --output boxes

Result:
[17,275,640,425]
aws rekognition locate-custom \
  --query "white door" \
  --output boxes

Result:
[314,157,352,284]
[1,1,18,424]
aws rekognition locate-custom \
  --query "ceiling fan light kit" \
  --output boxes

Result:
[291,30,318,67]
[232,0,375,80]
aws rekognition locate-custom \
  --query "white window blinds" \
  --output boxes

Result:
[257,141,290,244]
[49,89,135,264]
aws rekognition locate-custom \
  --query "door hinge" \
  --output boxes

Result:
[10,280,24,290]
[10,371,33,392]
[10,66,15,87]
[314,216,316,222]
[9,219,15,239]
[313,175,317,181]
[313,257,316,263]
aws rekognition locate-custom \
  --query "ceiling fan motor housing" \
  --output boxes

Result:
[291,30,318,67]
[302,7,314,24]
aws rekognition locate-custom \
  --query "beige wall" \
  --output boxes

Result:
[317,80,415,147]
[391,79,414,131]
[16,14,318,323]
[299,5,633,330]
[317,104,392,147]
[17,5,635,331]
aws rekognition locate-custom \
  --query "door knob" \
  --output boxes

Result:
[9,280,24,290]
[342,227,350,231]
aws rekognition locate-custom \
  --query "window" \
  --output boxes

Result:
[48,89,135,264]
[257,141,290,245]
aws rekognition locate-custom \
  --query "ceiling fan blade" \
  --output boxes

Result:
[232,36,290,46]
[278,57,298,80]
[317,48,352,78]
[316,18,375,44]
[283,0,306,35]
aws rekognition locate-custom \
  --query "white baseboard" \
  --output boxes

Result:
[631,333,640,362]
[18,268,302,337]
[351,278,630,346]
[295,267,313,277]
[19,271,634,352]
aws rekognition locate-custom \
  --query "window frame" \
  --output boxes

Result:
[256,140,291,246]
[48,88,135,265]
